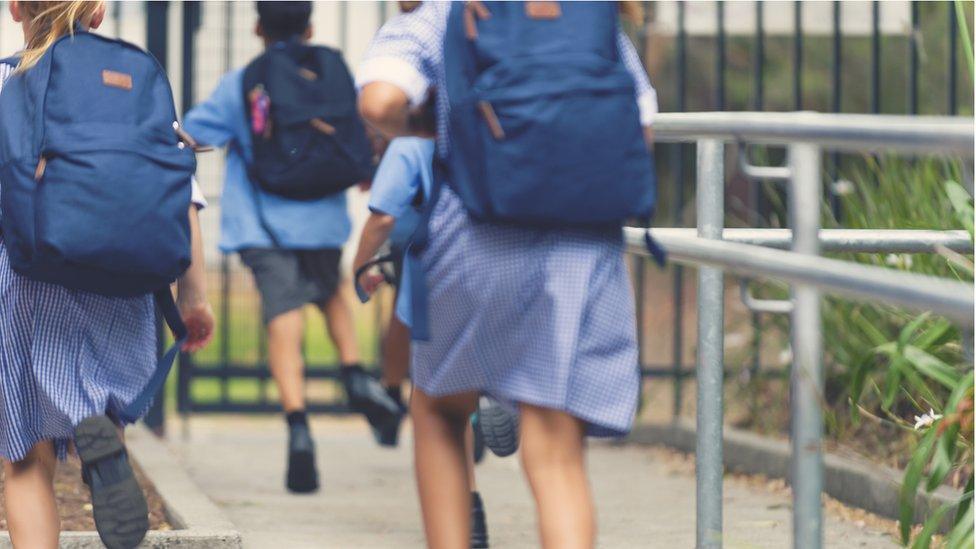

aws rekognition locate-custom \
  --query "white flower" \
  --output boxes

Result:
[885,254,914,269]
[913,409,943,430]
[832,179,855,196]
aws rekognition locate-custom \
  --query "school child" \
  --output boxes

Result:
[356,136,524,548]
[0,2,215,549]
[357,2,658,547]
[182,1,401,495]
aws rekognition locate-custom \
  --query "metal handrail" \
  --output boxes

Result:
[647,228,973,254]
[626,228,974,327]
[628,111,974,549]
[652,111,975,155]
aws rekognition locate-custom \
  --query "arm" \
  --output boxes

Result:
[356,3,443,138]
[177,205,215,352]
[182,71,241,148]
[353,212,397,296]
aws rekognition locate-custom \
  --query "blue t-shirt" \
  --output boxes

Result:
[368,137,435,248]
[366,137,434,326]
[183,69,351,252]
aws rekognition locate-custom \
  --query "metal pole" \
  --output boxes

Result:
[695,139,725,549]
[794,1,802,110]
[671,0,689,420]
[144,0,170,436]
[788,143,824,549]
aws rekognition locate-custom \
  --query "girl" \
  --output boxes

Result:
[356,3,656,548]
[0,2,214,548]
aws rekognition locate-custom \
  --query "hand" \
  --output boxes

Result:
[357,270,386,297]
[178,297,215,353]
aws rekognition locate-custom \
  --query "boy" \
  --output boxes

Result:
[184,1,400,494]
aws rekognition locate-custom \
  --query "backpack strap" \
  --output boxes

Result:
[117,288,188,423]
[644,230,667,266]
[401,157,445,341]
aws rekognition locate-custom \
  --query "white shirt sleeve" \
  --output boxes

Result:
[617,31,658,126]
[191,176,207,209]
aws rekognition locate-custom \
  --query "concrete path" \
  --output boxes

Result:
[166,415,897,549]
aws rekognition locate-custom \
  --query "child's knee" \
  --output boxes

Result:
[5,442,56,476]
[411,389,477,427]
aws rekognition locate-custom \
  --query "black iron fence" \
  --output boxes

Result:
[124,1,973,429]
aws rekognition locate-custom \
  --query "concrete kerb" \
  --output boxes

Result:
[0,426,242,549]
[628,421,962,531]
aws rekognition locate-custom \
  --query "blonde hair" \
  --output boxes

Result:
[619,1,644,25]
[17,1,103,72]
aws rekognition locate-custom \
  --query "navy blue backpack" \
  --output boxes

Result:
[390,1,660,340]
[442,1,656,226]
[0,31,197,422]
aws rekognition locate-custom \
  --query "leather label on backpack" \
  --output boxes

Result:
[525,1,561,19]
[102,70,132,90]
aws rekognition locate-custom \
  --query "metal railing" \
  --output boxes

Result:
[627,112,975,548]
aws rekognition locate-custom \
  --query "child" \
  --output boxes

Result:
[183,1,400,494]
[357,2,657,547]
[0,2,214,549]
[354,136,495,547]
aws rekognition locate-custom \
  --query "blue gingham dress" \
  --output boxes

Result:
[358,3,657,437]
[0,62,155,461]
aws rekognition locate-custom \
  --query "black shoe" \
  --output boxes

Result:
[478,396,519,458]
[470,412,486,464]
[374,386,407,448]
[471,491,489,548]
[340,366,403,438]
[75,416,148,549]
[286,422,319,493]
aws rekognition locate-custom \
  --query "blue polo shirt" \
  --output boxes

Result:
[183,68,351,253]
[368,137,435,247]
[366,137,434,326]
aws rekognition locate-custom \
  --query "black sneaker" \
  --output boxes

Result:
[374,386,407,448]
[478,396,519,458]
[340,366,403,438]
[471,491,489,548]
[287,422,319,493]
[75,416,148,549]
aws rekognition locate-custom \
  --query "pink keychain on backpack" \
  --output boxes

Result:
[249,84,271,138]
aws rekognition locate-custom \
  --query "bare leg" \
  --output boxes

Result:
[519,404,595,549]
[4,441,59,549]
[320,289,360,366]
[267,308,306,413]
[381,315,411,388]
[412,388,478,549]
[465,423,477,490]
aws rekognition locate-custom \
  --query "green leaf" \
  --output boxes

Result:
[903,346,964,390]
[945,180,975,237]
[954,475,973,526]
[926,426,959,492]
[945,499,974,549]
[901,427,939,543]
[909,501,952,549]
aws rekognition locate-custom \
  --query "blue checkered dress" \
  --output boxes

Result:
[0,63,158,462]
[359,3,656,437]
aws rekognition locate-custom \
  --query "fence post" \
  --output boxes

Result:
[695,139,725,549]
[788,142,824,549]
[144,0,170,436]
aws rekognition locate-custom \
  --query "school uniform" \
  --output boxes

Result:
[367,137,435,324]
[357,4,657,437]
[0,62,207,462]
[183,68,352,324]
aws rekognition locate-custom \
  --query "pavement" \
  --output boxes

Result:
[166,415,898,549]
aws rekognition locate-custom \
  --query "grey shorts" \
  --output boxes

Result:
[239,248,342,324]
